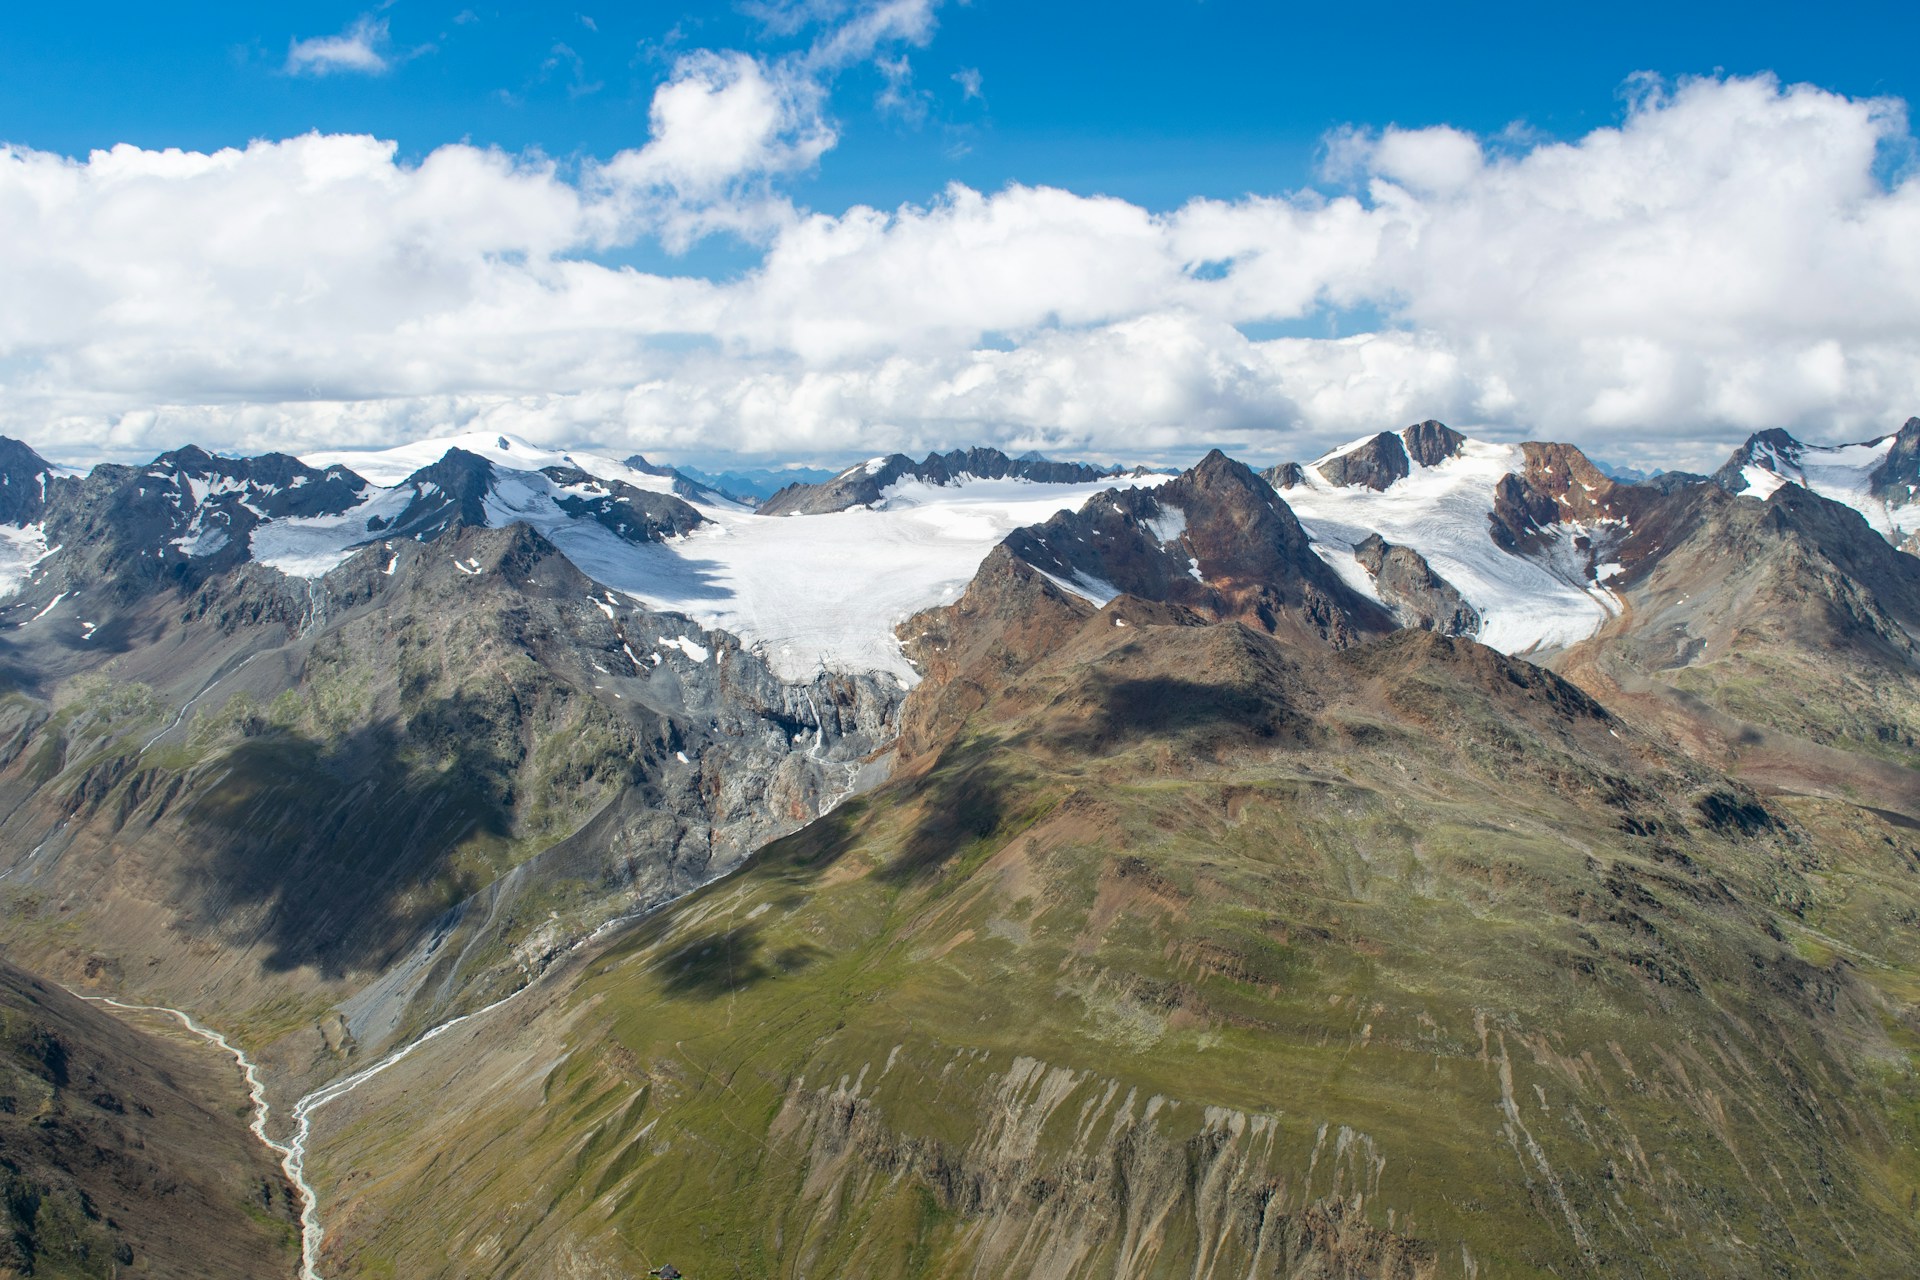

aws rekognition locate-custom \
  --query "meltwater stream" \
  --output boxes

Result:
[71,695,867,1274]
[70,889,709,1278]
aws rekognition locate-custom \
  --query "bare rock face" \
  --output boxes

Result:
[0,436,58,526]
[1868,415,1920,503]
[1261,459,1306,490]
[1488,441,1641,555]
[1352,532,1480,636]
[1316,432,1410,491]
[1400,419,1467,467]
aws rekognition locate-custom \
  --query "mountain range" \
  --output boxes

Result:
[0,416,1916,1277]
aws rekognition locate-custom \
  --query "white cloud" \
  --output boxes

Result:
[3,73,1919,473]
[286,15,391,77]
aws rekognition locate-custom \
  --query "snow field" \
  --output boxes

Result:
[1285,437,1622,653]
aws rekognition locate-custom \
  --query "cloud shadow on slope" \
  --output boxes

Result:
[169,692,525,978]
[1041,675,1313,759]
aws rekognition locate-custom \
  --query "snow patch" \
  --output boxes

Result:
[24,591,66,624]
[172,525,229,557]
[251,485,417,578]
[0,524,51,599]
[1038,567,1121,606]
[1739,465,1788,500]
[1145,504,1188,545]
[660,635,710,663]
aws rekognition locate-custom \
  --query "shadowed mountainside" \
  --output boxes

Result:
[0,520,898,1094]
[0,960,299,1278]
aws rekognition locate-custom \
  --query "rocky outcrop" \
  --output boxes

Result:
[1352,533,1479,636]
[768,1056,1437,1280]
[1305,422,1463,492]
[1316,432,1410,491]
[1401,420,1467,467]
[1487,441,1638,555]
[1262,460,1306,490]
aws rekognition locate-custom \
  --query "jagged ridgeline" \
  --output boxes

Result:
[0,433,901,1078]
[0,422,1916,1278]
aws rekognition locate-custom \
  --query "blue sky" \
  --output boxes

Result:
[7,2,1912,212]
[2,2,1919,467]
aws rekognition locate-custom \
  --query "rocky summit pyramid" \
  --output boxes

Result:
[0,421,1915,1278]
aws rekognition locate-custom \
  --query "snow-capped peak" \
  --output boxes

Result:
[301,430,686,498]
[1715,422,1918,545]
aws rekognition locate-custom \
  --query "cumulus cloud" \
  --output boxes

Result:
[2,71,1919,471]
[285,15,392,76]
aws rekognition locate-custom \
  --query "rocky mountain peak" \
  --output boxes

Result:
[1315,431,1410,490]
[0,435,57,526]
[1401,419,1467,466]
[1000,453,1392,647]
[1310,421,1468,491]
[1868,415,1920,498]
[389,447,498,535]
[1712,427,1806,493]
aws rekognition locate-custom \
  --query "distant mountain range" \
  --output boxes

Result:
[1,416,1917,1277]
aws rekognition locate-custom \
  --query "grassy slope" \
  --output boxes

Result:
[311,611,1920,1279]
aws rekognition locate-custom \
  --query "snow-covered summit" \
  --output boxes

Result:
[1714,420,1920,547]
[302,431,684,496]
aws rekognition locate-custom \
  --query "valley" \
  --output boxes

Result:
[0,420,1916,1276]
